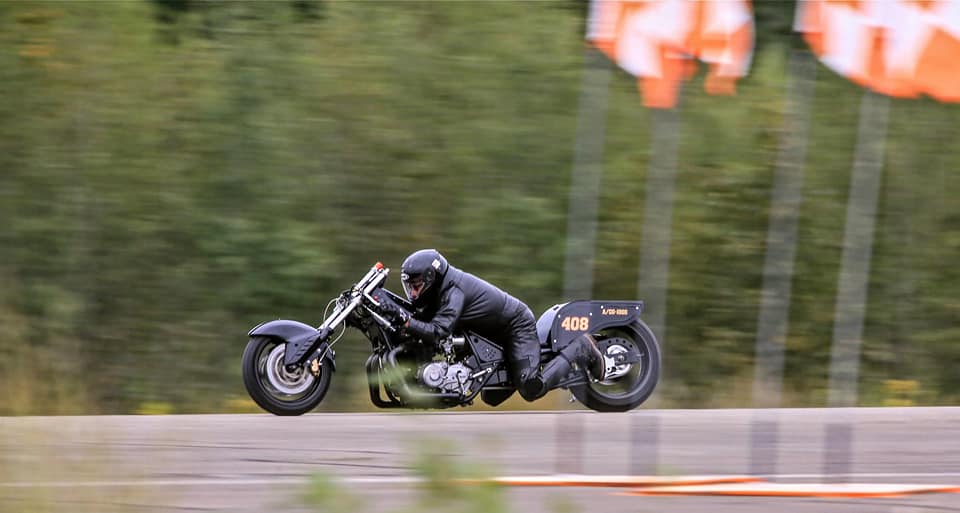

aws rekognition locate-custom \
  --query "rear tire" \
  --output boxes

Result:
[242,336,332,416]
[571,320,660,412]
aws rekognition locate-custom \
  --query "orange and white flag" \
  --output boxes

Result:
[587,0,754,108]
[796,0,960,102]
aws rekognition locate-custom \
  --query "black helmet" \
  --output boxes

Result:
[400,249,448,303]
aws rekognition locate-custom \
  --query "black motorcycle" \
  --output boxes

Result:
[242,263,660,414]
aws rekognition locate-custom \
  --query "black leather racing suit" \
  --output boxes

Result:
[403,265,543,401]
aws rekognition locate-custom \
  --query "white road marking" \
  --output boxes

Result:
[768,473,960,480]
[0,476,418,488]
[2,473,960,489]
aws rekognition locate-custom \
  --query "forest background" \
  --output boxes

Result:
[3,0,958,414]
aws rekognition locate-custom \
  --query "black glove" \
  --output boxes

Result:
[372,290,409,329]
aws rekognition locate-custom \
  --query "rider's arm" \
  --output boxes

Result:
[403,287,464,345]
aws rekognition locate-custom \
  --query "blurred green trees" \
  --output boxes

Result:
[2,1,959,413]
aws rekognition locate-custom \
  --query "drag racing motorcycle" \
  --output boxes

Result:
[242,263,660,414]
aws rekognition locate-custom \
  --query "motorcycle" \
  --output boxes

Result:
[242,262,660,414]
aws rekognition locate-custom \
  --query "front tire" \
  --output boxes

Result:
[571,320,661,412]
[242,336,332,416]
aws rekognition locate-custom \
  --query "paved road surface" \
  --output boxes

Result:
[1,408,958,513]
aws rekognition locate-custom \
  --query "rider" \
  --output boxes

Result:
[374,249,606,403]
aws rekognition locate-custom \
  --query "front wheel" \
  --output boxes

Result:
[242,336,332,416]
[571,320,661,412]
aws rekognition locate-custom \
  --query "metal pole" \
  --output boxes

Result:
[561,47,612,302]
[627,92,681,476]
[636,101,682,368]
[630,410,659,475]
[750,50,816,477]
[556,43,612,472]
[824,90,890,483]
[828,90,890,409]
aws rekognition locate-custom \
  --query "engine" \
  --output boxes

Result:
[417,361,474,393]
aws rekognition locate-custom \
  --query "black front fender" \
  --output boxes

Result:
[248,319,336,369]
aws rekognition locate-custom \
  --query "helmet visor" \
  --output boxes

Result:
[402,275,427,301]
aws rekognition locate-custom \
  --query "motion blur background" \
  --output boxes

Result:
[2,0,958,415]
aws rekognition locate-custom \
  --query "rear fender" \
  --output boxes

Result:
[248,319,336,369]
[537,300,644,352]
[535,303,568,346]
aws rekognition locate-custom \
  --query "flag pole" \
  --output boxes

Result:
[556,41,612,474]
[636,95,682,379]
[750,49,816,477]
[561,47,612,303]
[824,89,890,482]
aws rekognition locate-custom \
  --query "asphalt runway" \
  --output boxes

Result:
[1,408,958,513]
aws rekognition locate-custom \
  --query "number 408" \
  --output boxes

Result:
[560,316,590,331]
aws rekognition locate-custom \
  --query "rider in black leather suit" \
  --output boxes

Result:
[377,249,605,403]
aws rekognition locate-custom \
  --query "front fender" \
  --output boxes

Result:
[249,319,316,340]
[248,319,336,369]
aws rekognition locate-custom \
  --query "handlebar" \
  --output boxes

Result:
[318,263,389,332]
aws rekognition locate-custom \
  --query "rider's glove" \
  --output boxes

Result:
[372,290,409,329]
[390,307,410,330]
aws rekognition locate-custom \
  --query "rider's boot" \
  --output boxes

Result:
[519,334,607,400]
[560,333,607,383]
[519,354,572,400]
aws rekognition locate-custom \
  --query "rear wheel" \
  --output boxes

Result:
[242,336,332,416]
[571,320,660,412]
